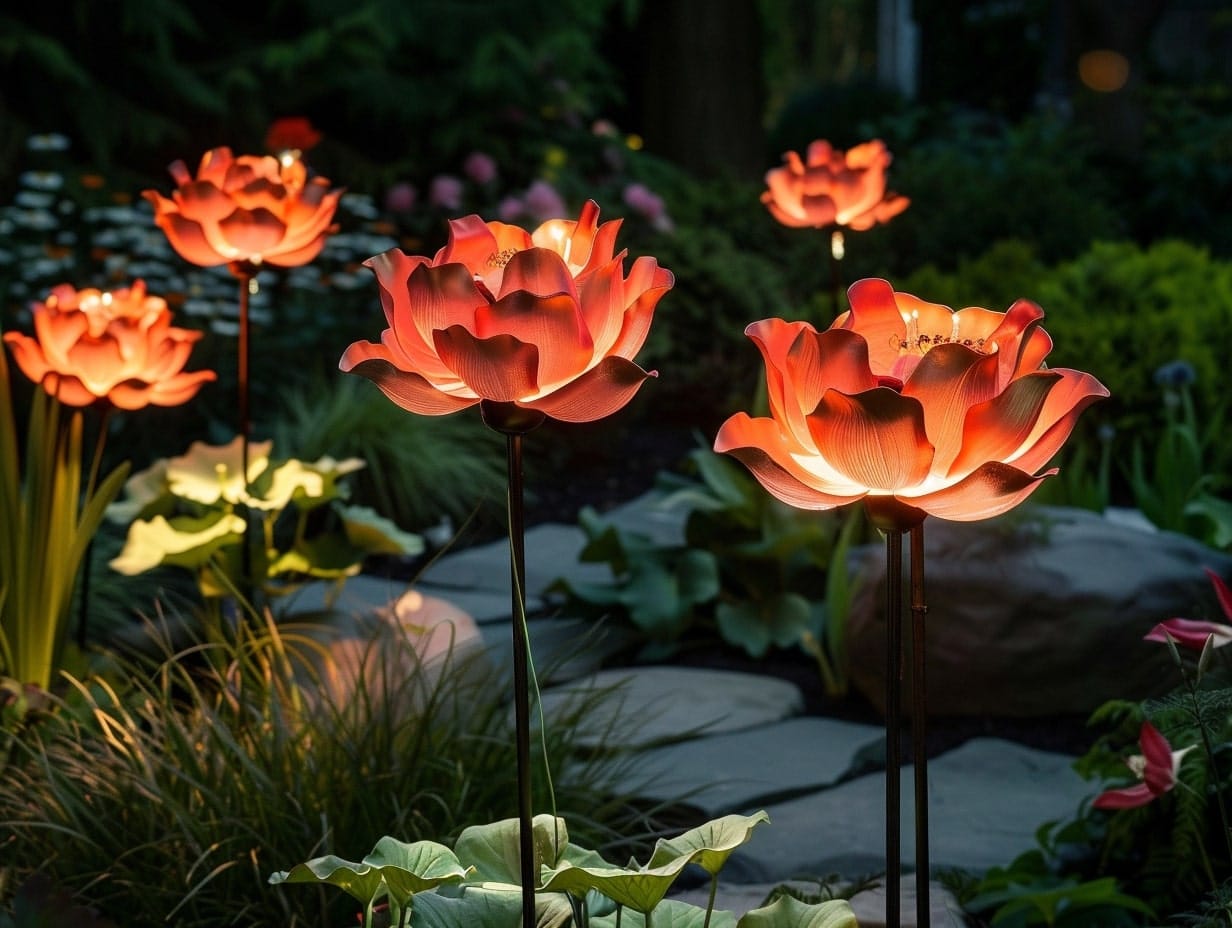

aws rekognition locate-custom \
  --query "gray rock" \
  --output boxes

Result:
[416,523,612,596]
[478,616,640,685]
[724,738,1091,882]
[538,666,804,749]
[627,716,883,816]
[414,585,544,625]
[845,505,1232,717]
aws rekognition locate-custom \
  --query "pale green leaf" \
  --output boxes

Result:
[648,812,770,876]
[736,895,859,928]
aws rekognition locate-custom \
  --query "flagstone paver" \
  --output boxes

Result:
[537,665,805,748]
[722,738,1091,882]
[416,523,612,597]
[289,493,1102,928]
[626,716,884,816]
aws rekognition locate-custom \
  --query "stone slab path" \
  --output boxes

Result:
[284,492,1104,927]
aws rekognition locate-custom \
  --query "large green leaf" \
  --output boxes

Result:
[539,855,691,913]
[648,812,770,876]
[453,815,569,885]
[716,594,811,659]
[736,896,858,928]
[268,836,468,907]
[591,898,738,928]
[411,886,574,928]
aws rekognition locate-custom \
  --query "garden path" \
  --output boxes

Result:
[290,493,1098,927]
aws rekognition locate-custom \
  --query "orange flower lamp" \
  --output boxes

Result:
[143,146,341,272]
[716,278,1107,926]
[145,146,342,594]
[1,280,213,691]
[342,199,672,928]
[762,139,909,311]
[341,199,673,429]
[3,280,216,409]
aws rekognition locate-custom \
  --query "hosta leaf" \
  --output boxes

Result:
[716,594,811,659]
[268,837,468,907]
[648,811,770,876]
[453,815,568,885]
[736,895,858,928]
[539,855,690,913]
[591,898,738,928]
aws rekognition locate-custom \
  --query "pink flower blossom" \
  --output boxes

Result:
[522,180,567,223]
[1093,721,1193,810]
[463,151,498,186]
[384,182,417,214]
[623,182,674,232]
[1145,569,1232,651]
[428,174,464,211]
[498,195,525,223]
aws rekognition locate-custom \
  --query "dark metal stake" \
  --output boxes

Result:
[506,432,536,928]
[233,268,258,612]
[910,523,930,927]
[885,530,903,928]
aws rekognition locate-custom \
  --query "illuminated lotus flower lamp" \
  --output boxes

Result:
[761,139,909,314]
[144,146,342,596]
[715,278,1107,927]
[341,200,674,928]
[2,280,215,680]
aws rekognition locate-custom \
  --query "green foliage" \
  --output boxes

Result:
[1127,382,1228,545]
[0,348,128,694]
[106,435,422,603]
[273,374,505,533]
[0,0,629,191]
[0,615,646,928]
[554,448,866,696]
[871,111,1124,272]
[1136,85,1232,256]
[1034,241,1232,451]
[273,810,857,928]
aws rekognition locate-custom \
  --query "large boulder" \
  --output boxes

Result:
[845,506,1232,717]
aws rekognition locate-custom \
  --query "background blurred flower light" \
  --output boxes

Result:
[1079,49,1130,93]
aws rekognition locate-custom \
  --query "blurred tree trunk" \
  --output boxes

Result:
[635,0,766,180]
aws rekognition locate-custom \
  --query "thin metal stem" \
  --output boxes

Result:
[910,523,929,928]
[506,432,536,928]
[885,530,903,928]
[236,272,256,611]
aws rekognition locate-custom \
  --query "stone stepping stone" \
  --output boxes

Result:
[276,573,415,619]
[416,523,611,595]
[539,666,804,749]
[724,738,1091,882]
[627,716,884,816]
[478,616,640,685]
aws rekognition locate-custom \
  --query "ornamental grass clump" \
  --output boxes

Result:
[0,612,649,928]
